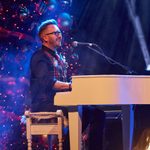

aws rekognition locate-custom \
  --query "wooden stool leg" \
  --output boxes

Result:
[58,135,63,150]
[58,117,63,150]
[27,137,32,150]
[26,116,32,150]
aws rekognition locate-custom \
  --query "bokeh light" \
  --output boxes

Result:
[0,0,79,149]
[57,12,73,31]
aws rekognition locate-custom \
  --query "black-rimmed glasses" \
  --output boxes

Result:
[45,31,62,36]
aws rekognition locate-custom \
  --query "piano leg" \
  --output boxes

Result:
[122,105,134,150]
[68,106,82,150]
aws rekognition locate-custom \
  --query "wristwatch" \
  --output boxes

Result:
[69,83,72,91]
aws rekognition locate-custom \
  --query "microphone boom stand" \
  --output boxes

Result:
[86,44,136,74]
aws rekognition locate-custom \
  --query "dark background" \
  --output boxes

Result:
[71,0,150,75]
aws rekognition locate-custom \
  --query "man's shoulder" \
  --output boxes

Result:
[32,48,43,57]
[31,48,52,65]
[31,48,45,61]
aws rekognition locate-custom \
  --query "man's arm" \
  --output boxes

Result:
[53,81,72,91]
[33,60,71,91]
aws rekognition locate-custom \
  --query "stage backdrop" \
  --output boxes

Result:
[71,0,150,75]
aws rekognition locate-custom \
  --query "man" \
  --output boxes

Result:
[30,19,71,149]
[30,19,71,113]
[30,19,105,150]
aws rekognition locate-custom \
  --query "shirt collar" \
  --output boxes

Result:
[42,45,57,58]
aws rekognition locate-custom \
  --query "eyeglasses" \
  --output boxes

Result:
[45,31,62,36]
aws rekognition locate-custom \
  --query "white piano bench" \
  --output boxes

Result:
[24,110,64,150]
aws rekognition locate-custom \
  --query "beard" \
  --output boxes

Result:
[55,38,62,47]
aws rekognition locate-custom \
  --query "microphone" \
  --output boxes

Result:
[72,41,96,47]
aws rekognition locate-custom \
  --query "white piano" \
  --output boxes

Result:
[54,75,150,150]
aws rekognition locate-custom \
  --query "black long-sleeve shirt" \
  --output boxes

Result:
[30,45,66,112]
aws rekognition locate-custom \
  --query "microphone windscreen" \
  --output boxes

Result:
[72,41,78,47]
